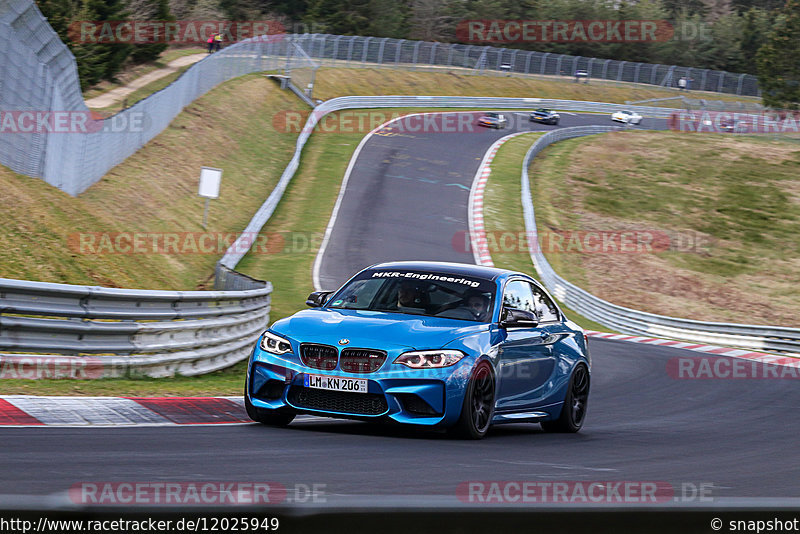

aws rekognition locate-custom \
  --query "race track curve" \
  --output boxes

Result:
[5,111,798,505]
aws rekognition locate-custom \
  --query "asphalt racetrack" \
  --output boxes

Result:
[5,111,799,505]
[317,111,666,289]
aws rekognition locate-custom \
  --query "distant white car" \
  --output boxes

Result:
[611,110,643,125]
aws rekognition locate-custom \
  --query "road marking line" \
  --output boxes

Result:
[468,132,531,267]
[2,396,171,425]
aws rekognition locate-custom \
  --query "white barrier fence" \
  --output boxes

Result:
[220,98,797,356]
[520,127,800,355]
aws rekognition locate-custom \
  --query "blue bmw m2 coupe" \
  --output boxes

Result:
[245,261,590,439]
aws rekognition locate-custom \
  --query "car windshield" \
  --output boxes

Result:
[485,112,499,118]
[326,269,497,322]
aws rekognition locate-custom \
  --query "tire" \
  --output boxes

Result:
[450,361,496,439]
[541,364,589,433]
[244,383,296,426]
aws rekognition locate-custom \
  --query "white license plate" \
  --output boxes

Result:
[304,374,368,393]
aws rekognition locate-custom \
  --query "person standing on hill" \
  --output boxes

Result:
[207,35,215,53]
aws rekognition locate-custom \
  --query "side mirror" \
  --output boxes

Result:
[306,291,333,308]
[499,307,539,329]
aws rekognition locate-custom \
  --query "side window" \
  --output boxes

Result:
[531,284,560,322]
[502,280,536,314]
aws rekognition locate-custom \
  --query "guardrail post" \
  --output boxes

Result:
[332,35,342,66]
[361,36,372,66]
[463,44,474,68]
[395,39,405,66]
[346,36,355,66]
[540,52,549,75]
[617,61,626,81]
[525,51,532,74]
[717,71,725,93]
[602,59,611,80]
[411,41,422,70]
[429,42,438,65]
[736,73,745,95]
[650,64,660,85]
[634,62,641,83]
[377,37,389,66]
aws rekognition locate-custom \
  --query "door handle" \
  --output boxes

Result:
[539,331,556,345]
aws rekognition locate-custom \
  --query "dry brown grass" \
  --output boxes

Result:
[529,131,800,326]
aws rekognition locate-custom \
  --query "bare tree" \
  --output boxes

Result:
[124,0,160,19]
[409,0,455,41]
[168,0,192,19]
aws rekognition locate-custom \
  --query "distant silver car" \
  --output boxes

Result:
[478,112,508,129]
[611,110,643,125]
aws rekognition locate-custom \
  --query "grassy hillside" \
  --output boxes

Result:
[526,131,800,327]
[1,74,298,290]
[1,67,792,395]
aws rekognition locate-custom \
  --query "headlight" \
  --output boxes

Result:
[259,331,293,355]
[394,350,466,369]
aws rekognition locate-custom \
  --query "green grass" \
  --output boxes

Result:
[314,67,761,108]
[159,47,208,63]
[0,74,300,291]
[526,130,800,326]
[95,66,194,114]
[0,67,786,394]
[481,134,613,333]
[82,47,206,101]
[234,124,365,321]
[1,363,248,396]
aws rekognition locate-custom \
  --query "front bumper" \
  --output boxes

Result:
[247,347,477,427]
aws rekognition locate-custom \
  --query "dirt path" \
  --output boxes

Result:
[85,54,207,109]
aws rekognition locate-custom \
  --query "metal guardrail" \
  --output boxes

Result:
[0,277,271,378]
[520,126,800,355]
[218,94,675,270]
[1,0,759,196]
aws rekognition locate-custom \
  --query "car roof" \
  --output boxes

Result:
[367,261,517,281]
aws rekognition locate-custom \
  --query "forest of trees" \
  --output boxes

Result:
[35,0,800,107]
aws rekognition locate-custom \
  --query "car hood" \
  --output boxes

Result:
[271,308,489,351]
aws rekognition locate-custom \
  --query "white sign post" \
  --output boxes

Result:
[198,167,222,229]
